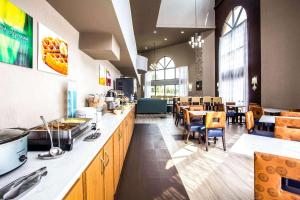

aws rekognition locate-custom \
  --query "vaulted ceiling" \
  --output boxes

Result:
[130,0,214,53]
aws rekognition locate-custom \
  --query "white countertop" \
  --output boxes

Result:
[263,107,286,113]
[230,134,300,159]
[0,106,134,200]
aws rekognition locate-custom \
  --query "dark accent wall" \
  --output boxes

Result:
[215,0,261,104]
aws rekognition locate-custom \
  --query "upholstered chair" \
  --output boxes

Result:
[189,105,204,123]
[204,112,226,151]
[275,117,300,142]
[245,111,274,137]
[182,109,205,143]
[254,152,300,200]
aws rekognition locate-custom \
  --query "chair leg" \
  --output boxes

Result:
[185,131,191,144]
[222,135,226,151]
[205,130,208,151]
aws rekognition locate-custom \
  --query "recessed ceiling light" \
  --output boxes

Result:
[164,38,168,41]
[181,30,185,34]
[153,30,157,34]
[145,46,148,50]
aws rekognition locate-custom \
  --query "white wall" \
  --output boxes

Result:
[0,0,121,128]
[261,0,300,109]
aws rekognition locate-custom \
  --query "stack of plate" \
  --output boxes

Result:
[76,107,102,126]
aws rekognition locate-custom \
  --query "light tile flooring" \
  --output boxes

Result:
[135,114,251,200]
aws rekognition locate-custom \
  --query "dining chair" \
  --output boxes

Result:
[289,109,300,112]
[182,109,205,143]
[215,103,225,111]
[189,105,204,123]
[179,97,189,106]
[245,111,274,137]
[175,103,184,126]
[249,106,264,128]
[204,112,226,151]
[274,117,300,141]
[280,111,300,117]
[191,97,201,105]
[254,152,300,200]
[212,97,222,111]
[203,96,212,110]
[226,102,237,124]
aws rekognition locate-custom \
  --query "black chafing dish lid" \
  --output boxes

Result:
[0,128,28,145]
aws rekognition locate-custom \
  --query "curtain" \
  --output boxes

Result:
[176,66,188,97]
[219,21,248,105]
[144,71,152,98]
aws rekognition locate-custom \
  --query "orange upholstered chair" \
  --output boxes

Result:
[204,112,226,151]
[179,97,189,105]
[249,106,264,121]
[191,97,201,105]
[245,111,274,137]
[275,117,300,141]
[280,112,300,118]
[254,152,300,200]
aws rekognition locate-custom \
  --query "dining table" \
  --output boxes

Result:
[259,115,276,124]
[263,107,287,116]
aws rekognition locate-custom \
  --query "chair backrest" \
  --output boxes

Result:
[179,97,189,105]
[203,96,212,103]
[175,103,181,114]
[275,117,300,141]
[216,104,225,111]
[189,105,204,111]
[245,111,255,131]
[206,112,226,129]
[226,102,236,111]
[254,152,300,200]
[249,106,263,120]
[191,97,200,104]
[280,111,300,118]
[182,109,190,125]
[212,97,222,104]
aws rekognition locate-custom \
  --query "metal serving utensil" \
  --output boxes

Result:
[0,167,47,199]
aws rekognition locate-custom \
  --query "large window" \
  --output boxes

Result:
[219,6,248,104]
[151,56,177,98]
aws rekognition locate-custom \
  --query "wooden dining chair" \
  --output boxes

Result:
[275,117,300,141]
[204,112,226,151]
[189,105,204,123]
[203,96,212,110]
[289,109,300,112]
[245,111,274,138]
[226,102,237,124]
[191,97,201,105]
[280,111,300,118]
[182,109,205,143]
[254,152,300,200]
[175,103,184,126]
[179,97,189,106]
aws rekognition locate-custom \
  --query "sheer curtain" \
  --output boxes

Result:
[176,66,188,97]
[219,21,248,105]
[144,71,152,98]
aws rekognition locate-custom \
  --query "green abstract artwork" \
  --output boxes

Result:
[0,0,33,68]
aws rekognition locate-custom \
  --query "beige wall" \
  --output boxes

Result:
[0,0,121,128]
[261,0,300,109]
[142,30,215,97]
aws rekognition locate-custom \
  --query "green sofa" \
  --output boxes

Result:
[136,98,167,114]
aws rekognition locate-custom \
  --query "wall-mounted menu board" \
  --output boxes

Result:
[0,0,33,68]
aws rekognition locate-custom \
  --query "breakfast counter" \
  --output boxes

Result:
[0,105,135,200]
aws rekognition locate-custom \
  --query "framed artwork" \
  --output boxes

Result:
[196,80,202,91]
[99,65,106,86]
[38,23,68,75]
[0,0,33,68]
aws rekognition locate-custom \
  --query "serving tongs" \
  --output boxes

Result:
[0,167,47,200]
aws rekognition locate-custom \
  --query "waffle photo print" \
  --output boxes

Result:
[38,23,68,75]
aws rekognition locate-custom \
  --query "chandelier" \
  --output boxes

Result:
[188,33,204,48]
